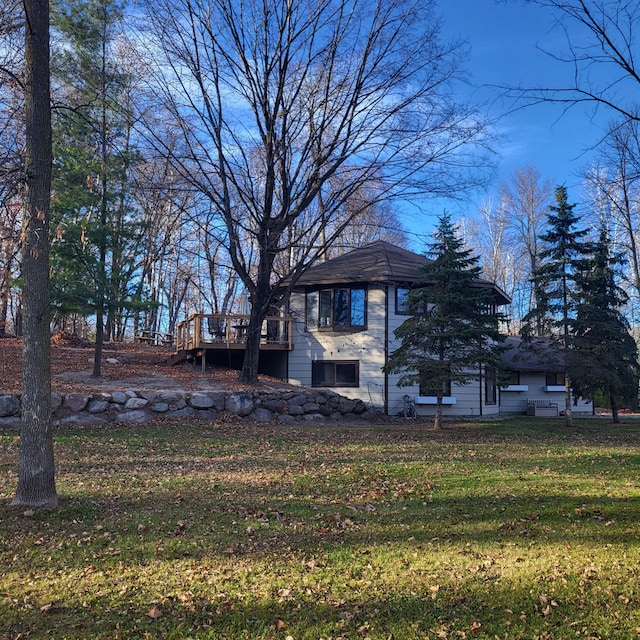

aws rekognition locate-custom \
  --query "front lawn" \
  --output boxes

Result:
[1,417,640,639]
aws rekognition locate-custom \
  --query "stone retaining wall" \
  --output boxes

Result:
[0,388,378,428]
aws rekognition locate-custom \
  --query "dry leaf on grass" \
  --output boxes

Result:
[147,605,163,619]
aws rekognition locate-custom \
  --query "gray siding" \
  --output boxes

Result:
[288,283,498,417]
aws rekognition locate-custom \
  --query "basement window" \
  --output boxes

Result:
[312,360,359,387]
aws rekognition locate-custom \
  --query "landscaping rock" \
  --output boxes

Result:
[196,410,218,420]
[189,392,215,409]
[0,416,22,429]
[111,391,127,404]
[51,393,63,413]
[124,397,149,410]
[115,409,152,423]
[57,413,109,427]
[169,407,196,418]
[64,393,90,412]
[225,392,254,416]
[250,408,272,423]
[302,413,325,423]
[0,394,19,417]
[288,393,307,407]
[87,399,110,414]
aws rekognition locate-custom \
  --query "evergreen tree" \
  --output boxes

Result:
[571,226,640,423]
[50,0,148,374]
[521,186,588,426]
[384,214,507,430]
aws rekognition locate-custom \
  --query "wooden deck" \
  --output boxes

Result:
[175,313,294,353]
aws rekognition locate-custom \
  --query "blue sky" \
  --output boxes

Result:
[435,0,610,215]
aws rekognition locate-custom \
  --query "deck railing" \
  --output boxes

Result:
[175,313,293,352]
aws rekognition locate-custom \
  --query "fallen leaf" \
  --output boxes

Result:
[147,605,163,619]
[274,618,286,630]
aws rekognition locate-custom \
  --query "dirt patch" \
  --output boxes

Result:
[0,334,291,395]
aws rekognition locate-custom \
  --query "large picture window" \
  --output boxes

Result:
[312,360,359,387]
[307,287,366,330]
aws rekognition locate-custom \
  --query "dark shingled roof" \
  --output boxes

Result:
[294,240,511,305]
[501,336,565,371]
[295,241,428,285]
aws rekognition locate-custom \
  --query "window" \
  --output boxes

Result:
[485,366,497,405]
[307,287,367,330]
[545,372,564,386]
[419,370,451,397]
[396,287,410,315]
[312,360,359,387]
[509,371,520,385]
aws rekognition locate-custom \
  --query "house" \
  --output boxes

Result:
[287,241,512,416]
[175,240,592,417]
[500,336,592,416]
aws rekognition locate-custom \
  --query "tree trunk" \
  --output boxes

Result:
[12,0,57,508]
[239,310,263,383]
[564,372,573,428]
[610,389,620,424]
[433,393,443,431]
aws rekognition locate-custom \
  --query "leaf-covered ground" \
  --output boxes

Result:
[0,335,290,395]
[2,417,640,639]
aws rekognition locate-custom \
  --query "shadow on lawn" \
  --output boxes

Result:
[5,486,640,575]
[2,557,639,639]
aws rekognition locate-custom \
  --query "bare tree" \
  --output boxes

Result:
[143,0,494,382]
[513,1,640,125]
[12,0,57,507]
[0,0,26,337]
[582,120,640,324]
[499,166,553,327]
[462,199,517,326]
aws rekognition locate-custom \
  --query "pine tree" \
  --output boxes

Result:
[571,226,640,423]
[384,214,507,430]
[50,0,147,373]
[521,186,588,426]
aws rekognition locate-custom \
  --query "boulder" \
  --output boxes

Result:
[56,413,109,427]
[250,408,273,423]
[169,406,196,418]
[0,394,20,417]
[196,410,218,420]
[115,410,152,424]
[225,392,254,416]
[189,392,215,409]
[0,416,22,430]
[87,399,110,414]
[51,393,63,413]
[111,391,128,404]
[64,393,90,412]
[124,397,149,410]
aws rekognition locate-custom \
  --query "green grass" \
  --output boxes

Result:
[2,416,640,639]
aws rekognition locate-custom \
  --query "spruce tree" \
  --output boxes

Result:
[384,214,507,430]
[522,186,588,426]
[571,226,640,423]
